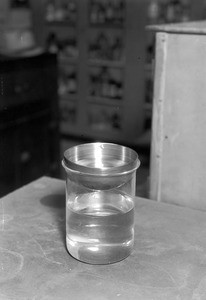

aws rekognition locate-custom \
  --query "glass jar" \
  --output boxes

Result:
[62,142,140,264]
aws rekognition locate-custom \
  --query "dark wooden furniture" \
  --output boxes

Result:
[0,53,59,197]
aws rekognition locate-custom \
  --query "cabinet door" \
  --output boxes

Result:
[16,114,51,187]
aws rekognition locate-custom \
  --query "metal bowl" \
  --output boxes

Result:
[62,142,140,190]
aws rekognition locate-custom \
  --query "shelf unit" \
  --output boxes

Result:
[37,0,146,145]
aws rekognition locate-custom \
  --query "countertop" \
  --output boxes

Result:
[147,20,206,35]
[1,176,206,300]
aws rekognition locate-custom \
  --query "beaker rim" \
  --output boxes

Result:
[62,142,140,176]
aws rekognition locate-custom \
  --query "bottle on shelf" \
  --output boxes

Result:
[59,67,77,96]
[59,37,78,59]
[147,0,160,24]
[89,32,123,61]
[115,0,125,24]
[112,36,122,61]
[55,4,65,21]
[105,1,113,23]
[89,67,123,100]
[90,0,99,24]
[99,3,106,24]
[45,1,56,22]
[89,0,125,25]
[147,0,192,24]
[63,0,77,23]
[90,74,100,97]
[100,67,110,97]
[45,0,77,23]
[88,42,98,60]
[97,32,109,59]
[66,71,77,94]
[46,32,59,53]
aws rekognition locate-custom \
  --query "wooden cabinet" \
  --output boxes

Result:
[35,0,147,145]
[0,53,59,197]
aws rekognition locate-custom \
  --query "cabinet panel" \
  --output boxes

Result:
[0,127,17,196]
[16,114,50,186]
[0,53,59,197]
[0,54,58,109]
[0,113,52,197]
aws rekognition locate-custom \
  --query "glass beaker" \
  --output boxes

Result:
[62,142,140,264]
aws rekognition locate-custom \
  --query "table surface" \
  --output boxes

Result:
[147,20,206,35]
[1,177,206,300]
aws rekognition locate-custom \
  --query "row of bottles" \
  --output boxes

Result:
[88,105,121,130]
[90,67,123,100]
[59,66,124,100]
[147,0,191,24]
[89,32,123,61]
[89,0,125,25]
[46,32,78,58]
[61,100,122,130]
[45,0,77,23]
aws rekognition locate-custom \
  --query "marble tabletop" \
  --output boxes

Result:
[1,176,206,300]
